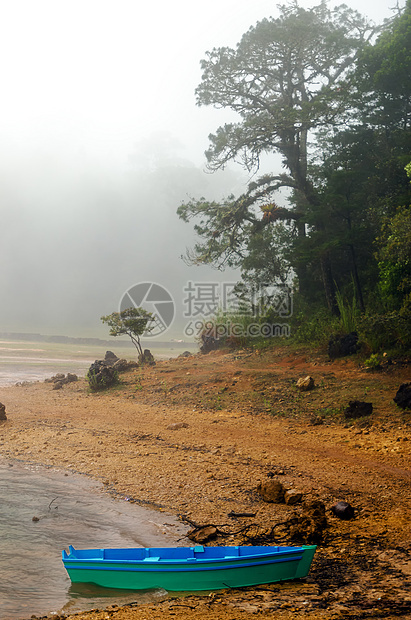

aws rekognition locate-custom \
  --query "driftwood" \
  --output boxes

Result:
[180,501,327,545]
[180,515,290,545]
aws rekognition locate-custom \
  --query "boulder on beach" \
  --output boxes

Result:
[187,525,218,544]
[344,400,373,419]
[257,479,285,503]
[296,376,315,391]
[113,358,138,372]
[139,349,155,366]
[179,351,193,358]
[45,373,78,386]
[104,351,120,366]
[0,402,7,421]
[393,383,411,410]
[86,360,119,390]
[331,500,355,520]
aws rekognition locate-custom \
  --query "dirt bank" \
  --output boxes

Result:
[0,346,410,619]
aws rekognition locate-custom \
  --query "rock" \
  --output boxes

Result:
[65,373,78,383]
[288,500,327,544]
[179,351,192,358]
[393,383,411,410]
[187,525,217,543]
[104,350,120,366]
[200,334,220,354]
[139,349,155,366]
[0,402,7,421]
[344,400,373,419]
[257,479,285,503]
[86,360,118,391]
[328,332,359,359]
[46,373,78,387]
[113,359,138,372]
[309,414,324,425]
[284,489,303,505]
[167,422,189,430]
[45,373,66,384]
[331,501,355,520]
[296,376,314,391]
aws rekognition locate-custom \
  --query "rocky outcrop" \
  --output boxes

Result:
[328,332,359,359]
[104,351,120,366]
[344,400,373,420]
[139,349,155,366]
[86,360,118,391]
[112,359,138,372]
[0,402,7,421]
[45,373,78,388]
[393,383,411,410]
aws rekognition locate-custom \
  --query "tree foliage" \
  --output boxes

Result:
[181,1,377,313]
[101,308,153,357]
[178,1,411,349]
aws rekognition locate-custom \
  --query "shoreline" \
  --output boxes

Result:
[0,348,410,619]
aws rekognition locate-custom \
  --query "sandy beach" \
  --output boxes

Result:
[1,347,410,619]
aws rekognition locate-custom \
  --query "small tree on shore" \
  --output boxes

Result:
[101,307,153,358]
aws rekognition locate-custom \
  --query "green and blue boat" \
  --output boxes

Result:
[62,544,316,591]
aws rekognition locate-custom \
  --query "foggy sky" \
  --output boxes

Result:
[0,0,398,339]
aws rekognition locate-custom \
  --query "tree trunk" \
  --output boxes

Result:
[349,244,365,312]
[320,252,339,316]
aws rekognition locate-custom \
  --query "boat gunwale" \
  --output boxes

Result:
[63,557,306,575]
[62,545,314,567]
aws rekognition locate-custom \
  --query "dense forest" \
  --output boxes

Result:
[178,0,411,356]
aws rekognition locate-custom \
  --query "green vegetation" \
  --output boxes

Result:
[178,1,411,355]
[86,367,119,392]
[364,353,382,369]
[101,308,153,358]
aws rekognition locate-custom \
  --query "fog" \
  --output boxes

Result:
[0,0,395,340]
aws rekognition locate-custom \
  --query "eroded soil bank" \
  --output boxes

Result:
[0,346,410,620]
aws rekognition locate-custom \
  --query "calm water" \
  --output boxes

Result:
[0,460,187,619]
[0,339,191,387]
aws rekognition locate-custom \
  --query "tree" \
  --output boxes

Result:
[180,1,377,313]
[356,0,411,131]
[101,308,153,358]
[309,1,411,310]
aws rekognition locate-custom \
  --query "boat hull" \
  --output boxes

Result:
[62,545,316,591]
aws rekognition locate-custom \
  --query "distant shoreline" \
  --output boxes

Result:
[0,331,194,349]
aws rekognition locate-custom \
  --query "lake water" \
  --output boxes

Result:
[0,460,187,620]
[0,338,191,619]
[0,338,192,387]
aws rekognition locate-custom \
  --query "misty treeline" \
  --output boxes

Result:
[178,1,411,353]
